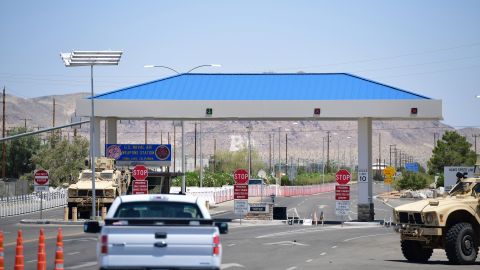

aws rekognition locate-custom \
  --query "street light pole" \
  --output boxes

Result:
[61,50,122,220]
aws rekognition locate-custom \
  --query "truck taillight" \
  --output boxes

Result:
[213,234,220,256]
[101,235,108,254]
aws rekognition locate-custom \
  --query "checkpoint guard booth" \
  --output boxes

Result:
[77,73,443,221]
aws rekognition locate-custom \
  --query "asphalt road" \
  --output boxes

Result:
[1,183,478,269]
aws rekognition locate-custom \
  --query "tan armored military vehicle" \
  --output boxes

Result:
[67,157,131,219]
[393,158,480,264]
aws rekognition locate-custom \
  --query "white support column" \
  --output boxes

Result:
[106,118,118,144]
[93,117,101,158]
[357,118,374,221]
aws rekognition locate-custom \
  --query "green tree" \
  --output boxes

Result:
[31,133,89,187]
[209,147,265,175]
[5,127,41,178]
[395,171,428,190]
[427,131,476,175]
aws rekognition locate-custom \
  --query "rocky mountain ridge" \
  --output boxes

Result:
[2,92,479,168]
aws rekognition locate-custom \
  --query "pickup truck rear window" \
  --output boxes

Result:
[113,201,203,219]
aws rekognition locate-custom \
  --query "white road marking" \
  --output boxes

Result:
[306,259,313,262]
[331,246,337,249]
[67,251,81,255]
[227,243,236,247]
[286,267,297,270]
[221,263,245,269]
[264,241,309,246]
[65,261,97,269]
[320,252,327,256]
[63,237,96,242]
[256,225,377,238]
[343,233,394,242]
[318,205,327,209]
[26,259,37,263]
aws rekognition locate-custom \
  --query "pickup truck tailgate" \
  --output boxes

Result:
[101,225,221,269]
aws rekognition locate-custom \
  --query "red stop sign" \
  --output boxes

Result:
[335,169,351,185]
[34,170,49,185]
[233,169,249,184]
[132,165,149,180]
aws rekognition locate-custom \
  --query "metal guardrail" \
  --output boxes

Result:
[0,189,67,218]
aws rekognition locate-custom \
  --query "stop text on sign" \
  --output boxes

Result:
[233,169,249,184]
[132,165,149,180]
[335,169,351,185]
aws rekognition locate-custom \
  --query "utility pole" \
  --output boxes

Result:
[199,122,203,187]
[278,127,281,178]
[213,138,216,173]
[269,134,272,174]
[52,98,56,127]
[2,87,6,180]
[194,123,197,169]
[20,118,31,129]
[144,120,147,144]
[389,144,396,166]
[272,132,275,177]
[473,134,479,155]
[285,133,288,177]
[326,131,330,172]
[247,123,252,178]
[173,125,176,172]
[378,133,381,169]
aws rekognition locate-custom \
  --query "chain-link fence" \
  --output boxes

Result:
[0,179,30,198]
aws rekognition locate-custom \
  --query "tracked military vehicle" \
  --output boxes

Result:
[67,157,131,219]
[393,157,480,264]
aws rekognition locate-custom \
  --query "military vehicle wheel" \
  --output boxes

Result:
[445,222,478,264]
[401,240,433,262]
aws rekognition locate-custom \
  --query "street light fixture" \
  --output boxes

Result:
[61,50,122,220]
[144,64,222,74]
[144,64,221,193]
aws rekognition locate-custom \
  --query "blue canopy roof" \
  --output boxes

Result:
[95,73,430,101]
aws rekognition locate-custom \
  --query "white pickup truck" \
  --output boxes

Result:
[84,194,228,270]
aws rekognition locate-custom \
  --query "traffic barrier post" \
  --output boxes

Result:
[53,228,64,270]
[0,230,4,270]
[37,228,46,270]
[15,230,24,270]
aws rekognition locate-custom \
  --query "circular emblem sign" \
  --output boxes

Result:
[155,145,171,160]
[233,169,249,185]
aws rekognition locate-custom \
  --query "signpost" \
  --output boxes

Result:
[34,170,49,220]
[132,165,149,194]
[335,169,351,223]
[233,169,249,223]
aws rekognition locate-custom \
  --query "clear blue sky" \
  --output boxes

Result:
[1,0,479,127]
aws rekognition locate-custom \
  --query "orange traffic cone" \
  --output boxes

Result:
[0,231,4,270]
[37,229,46,270]
[53,228,64,270]
[15,230,24,270]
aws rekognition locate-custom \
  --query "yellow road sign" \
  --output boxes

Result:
[384,166,396,177]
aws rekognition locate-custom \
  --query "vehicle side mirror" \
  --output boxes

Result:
[84,221,101,233]
[215,222,228,234]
